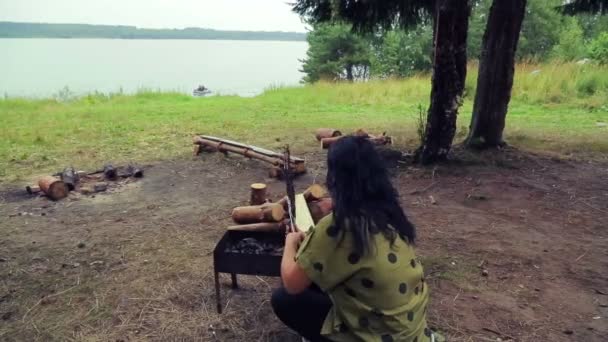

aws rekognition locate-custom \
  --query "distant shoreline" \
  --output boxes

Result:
[0,21,307,42]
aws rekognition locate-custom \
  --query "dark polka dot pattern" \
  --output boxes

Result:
[424,328,432,337]
[348,252,360,264]
[313,262,323,272]
[413,337,418,342]
[410,259,417,268]
[381,334,394,342]
[399,283,408,294]
[361,278,374,289]
[326,225,339,237]
[345,287,357,297]
[371,308,384,317]
[388,252,397,263]
[359,316,369,328]
[407,311,414,322]
[414,286,420,295]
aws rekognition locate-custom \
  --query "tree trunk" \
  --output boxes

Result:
[417,0,470,164]
[346,63,354,81]
[466,0,527,149]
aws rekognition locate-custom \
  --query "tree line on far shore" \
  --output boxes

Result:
[0,22,307,41]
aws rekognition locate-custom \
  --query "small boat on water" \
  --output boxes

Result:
[193,85,211,97]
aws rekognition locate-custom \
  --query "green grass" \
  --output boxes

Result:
[1,62,607,183]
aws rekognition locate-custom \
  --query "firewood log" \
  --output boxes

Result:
[308,198,333,224]
[227,222,283,233]
[315,128,342,141]
[38,176,69,201]
[231,203,285,224]
[303,184,328,202]
[60,167,79,191]
[320,136,343,149]
[250,183,267,205]
[321,134,393,149]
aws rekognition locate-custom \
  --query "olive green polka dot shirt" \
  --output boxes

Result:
[296,215,432,342]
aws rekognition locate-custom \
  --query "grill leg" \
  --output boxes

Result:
[231,273,238,289]
[215,271,222,314]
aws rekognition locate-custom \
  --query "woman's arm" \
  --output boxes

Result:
[281,232,312,294]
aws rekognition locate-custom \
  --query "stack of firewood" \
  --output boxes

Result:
[227,183,333,233]
[27,164,143,201]
[315,128,393,149]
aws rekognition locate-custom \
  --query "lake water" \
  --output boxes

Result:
[0,39,308,98]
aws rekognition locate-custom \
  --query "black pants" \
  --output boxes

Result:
[271,286,333,342]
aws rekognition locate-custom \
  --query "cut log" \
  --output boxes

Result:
[250,183,268,205]
[295,194,314,232]
[354,128,369,137]
[321,134,393,149]
[315,128,342,141]
[227,222,283,233]
[308,198,333,224]
[103,164,117,180]
[232,203,285,224]
[60,167,79,191]
[303,184,328,202]
[38,176,69,201]
[26,185,41,194]
[321,136,343,149]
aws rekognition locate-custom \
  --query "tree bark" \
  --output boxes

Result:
[466,0,527,149]
[417,0,470,164]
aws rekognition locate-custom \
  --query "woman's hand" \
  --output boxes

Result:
[285,231,305,249]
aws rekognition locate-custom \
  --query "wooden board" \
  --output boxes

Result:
[295,194,315,233]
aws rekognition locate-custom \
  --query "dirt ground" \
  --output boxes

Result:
[1,147,607,342]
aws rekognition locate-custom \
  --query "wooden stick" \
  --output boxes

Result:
[250,183,267,205]
[38,176,69,201]
[226,222,283,233]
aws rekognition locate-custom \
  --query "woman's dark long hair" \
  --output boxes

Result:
[326,136,416,255]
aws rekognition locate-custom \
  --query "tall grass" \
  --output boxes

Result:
[0,62,606,183]
[466,61,608,109]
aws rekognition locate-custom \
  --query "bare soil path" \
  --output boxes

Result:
[1,148,606,341]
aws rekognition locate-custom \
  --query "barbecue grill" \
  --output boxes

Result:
[213,230,284,313]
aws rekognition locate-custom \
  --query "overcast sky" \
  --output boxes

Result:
[0,0,308,32]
